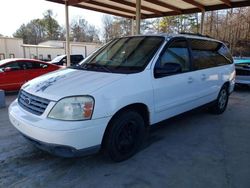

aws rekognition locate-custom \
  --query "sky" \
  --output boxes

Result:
[0,0,104,37]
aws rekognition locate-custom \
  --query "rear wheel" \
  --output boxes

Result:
[210,85,229,114]
[104,111,146,162]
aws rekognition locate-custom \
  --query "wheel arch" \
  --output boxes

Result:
[101,103,150,147]
[223,81,230,93]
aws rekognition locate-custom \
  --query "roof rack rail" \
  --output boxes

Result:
[179,32,213,39]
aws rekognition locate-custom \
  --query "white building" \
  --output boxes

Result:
[0,37,23,60]
[0,36,101,61]
[23,40,101,60]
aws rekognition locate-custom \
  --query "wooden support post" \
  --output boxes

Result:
[135,0,141,34]
[65,0,71,66]
[200,11,205,34]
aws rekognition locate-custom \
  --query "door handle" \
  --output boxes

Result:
[201,74,206,81]
[188,77,193,83]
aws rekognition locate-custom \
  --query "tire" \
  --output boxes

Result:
[210,85,229,114]
[104,110,146,162]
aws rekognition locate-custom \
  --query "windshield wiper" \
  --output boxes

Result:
[77,63,112,73]
[92,63,113,73]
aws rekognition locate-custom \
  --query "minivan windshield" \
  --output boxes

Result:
[76,36,164,73]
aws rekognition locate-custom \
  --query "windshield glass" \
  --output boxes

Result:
[51,55,65,63]
[76,36,164,73]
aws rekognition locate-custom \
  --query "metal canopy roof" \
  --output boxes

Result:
[47,0,250,19]
[46,0,250,67]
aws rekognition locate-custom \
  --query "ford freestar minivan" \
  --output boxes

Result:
[9,34,235,161]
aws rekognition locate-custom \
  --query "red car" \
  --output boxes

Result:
[0,58,61,91]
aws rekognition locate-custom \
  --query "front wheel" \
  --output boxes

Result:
[210,85,229,114]
[104,111,146,162]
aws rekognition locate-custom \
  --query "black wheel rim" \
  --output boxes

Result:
[115,120,138,154]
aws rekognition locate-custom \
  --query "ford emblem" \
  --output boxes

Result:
[24,98,31,105]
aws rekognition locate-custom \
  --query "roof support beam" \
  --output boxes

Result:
[75,4,133,18]
[80,1,136,15]
[182,0,205,11]
[46,0,133,18]
[144,0,182,13]
[46,0,250,20]
[68,0,87,6]
[220,0,232,7]
[109,0,163,16]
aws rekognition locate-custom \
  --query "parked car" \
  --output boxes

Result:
[0,58,61,91]
[234,59,250,86]
[9,34,235,161]
[50,54,84,66]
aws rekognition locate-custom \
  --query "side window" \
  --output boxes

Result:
[71,55,83,63]
[158,40,190,72]
[190,39,232,70]
[19,62,34,70]
[61,57,67,65]
[218,44,233,64]
[21,62,48,69]
[3,62,22,71]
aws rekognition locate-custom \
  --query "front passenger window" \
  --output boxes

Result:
[159,40,190,72]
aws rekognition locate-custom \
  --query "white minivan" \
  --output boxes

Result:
[9,34,235,161]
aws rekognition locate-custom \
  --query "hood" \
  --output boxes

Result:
[22,68,126,101]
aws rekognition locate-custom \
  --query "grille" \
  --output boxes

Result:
[18,90,50,115]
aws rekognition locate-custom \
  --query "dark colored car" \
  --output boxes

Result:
[51,54,84,66]
[234,59,250,85]
[0,58,61,91]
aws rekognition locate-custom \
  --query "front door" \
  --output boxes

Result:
[0,61,27,91]
[152,38,199,123]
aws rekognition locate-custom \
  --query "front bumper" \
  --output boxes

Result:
[9,100,111,157]
[235,76,250,85]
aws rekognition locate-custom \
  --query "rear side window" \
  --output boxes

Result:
[190,39,233,70]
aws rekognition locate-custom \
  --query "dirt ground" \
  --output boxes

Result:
[0,87,250,188]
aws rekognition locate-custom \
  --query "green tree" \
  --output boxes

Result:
[71,17,99,42]
[14,24,32,44]
[102,15,115,42]
[13,9,62,44]
[43,9,61,40]
[156,14,199,34]
[102,15,133,42]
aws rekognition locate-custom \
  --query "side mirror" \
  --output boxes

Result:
[3,67,13,72]
[154,62,182,78]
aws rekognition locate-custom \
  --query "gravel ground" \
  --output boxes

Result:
[0,88,250,188]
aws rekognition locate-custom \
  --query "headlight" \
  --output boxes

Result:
[48,96,94,121]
